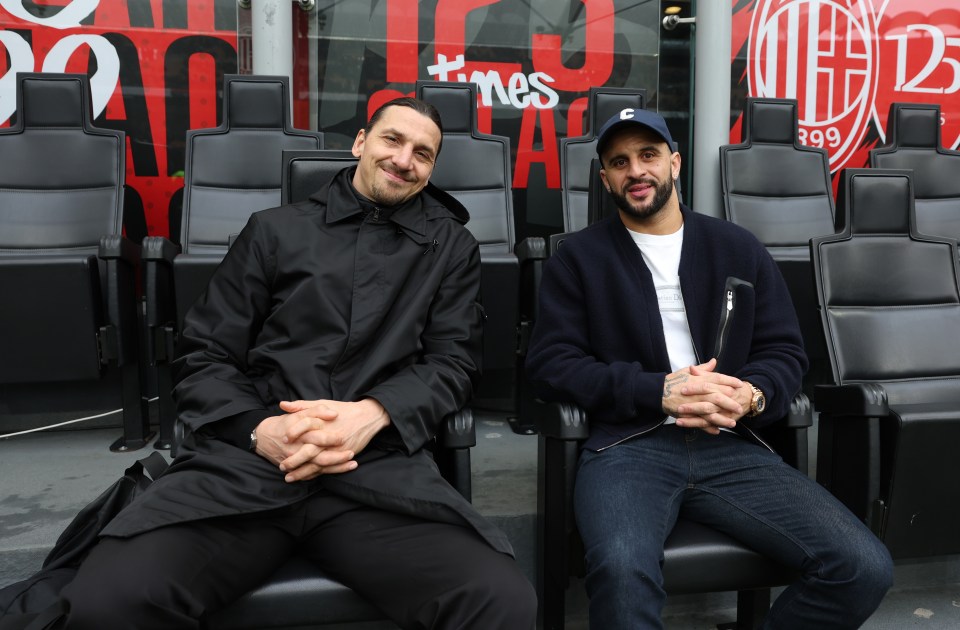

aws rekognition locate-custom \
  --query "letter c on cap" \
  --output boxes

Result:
[620,108,635,120]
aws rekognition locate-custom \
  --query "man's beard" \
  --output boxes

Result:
[370,162,416,206]
[608,176,674,222]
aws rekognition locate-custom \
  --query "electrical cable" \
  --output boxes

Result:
[0,397,159,440]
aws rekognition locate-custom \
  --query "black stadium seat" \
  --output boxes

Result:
[143,74,323,448]
[870,102,960,242]
[416,80,519,412]
[560,87,647,232]
[720,97,836,393]
[0,72,150,451]
[812,168,960,560]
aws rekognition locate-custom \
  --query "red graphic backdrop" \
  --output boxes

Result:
[733,0,960,181]
[0,0,239,239]
[1,0,658,238]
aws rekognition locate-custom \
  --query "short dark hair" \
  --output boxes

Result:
[365,97,444,155]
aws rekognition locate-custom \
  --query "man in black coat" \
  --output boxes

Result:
[56,97,536,629]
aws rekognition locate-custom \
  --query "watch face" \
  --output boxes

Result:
[751,386,765,416]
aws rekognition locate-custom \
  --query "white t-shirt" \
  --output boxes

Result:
[627,224,696,424]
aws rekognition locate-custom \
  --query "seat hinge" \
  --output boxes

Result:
[869,499,887,537]
[516,321,532,356]
[151,325,177,363]
[98,325,119,364]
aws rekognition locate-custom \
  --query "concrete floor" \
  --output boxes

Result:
[2,413,959,628]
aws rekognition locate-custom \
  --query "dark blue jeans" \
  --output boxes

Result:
[574,425,893,629]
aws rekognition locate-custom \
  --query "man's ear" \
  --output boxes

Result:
[351,129,366,158]
[599,167,611,193]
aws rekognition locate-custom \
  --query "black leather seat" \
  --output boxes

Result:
[811,168,960,559]
[511,89,648,434]
[143,74,323,448]
[870,102,960,241]
[538,398,811,630]
[280,149,357,205]
[0,72,150,451]
[202,149,477,629]
[720,97,836,392]
[203,410,477,629]
[560,87,647,232]
[415,80,519,412]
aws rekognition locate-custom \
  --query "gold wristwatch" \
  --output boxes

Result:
[747,384,766,417]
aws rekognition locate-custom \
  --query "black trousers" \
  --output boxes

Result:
[57,490,536,630]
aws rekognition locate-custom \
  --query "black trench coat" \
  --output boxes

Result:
[104,169,513,555]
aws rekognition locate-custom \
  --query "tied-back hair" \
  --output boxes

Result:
[366,97,444,155]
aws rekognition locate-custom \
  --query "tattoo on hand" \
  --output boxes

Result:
[663,373,688,399]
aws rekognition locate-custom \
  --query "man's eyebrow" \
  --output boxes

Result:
[608,143,665,160]
[380,126,437,156]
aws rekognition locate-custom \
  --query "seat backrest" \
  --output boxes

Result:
[180,74,324,254]
[870,102,960,241]
[281,150,359,205]
[415,81,514,254]
[812,169,960,405]
[561,87,646,232]
[586,157,618,226]
[720,97,835,251]
[0,72,124,255]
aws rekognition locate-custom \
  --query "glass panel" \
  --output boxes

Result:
[294,0,661,238]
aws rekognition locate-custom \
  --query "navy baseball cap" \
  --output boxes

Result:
[596,108,674,157]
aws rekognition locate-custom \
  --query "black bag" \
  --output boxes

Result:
[0,451,168,627]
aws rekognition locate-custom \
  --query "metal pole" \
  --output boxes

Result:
[691,0,731,218]
[250,0,293,78]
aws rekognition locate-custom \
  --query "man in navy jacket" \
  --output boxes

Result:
[526,108,892,629]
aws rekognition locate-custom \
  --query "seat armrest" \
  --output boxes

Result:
[439,408,476,449]
[536,401,590,441]
[99,234,141,265]
[435,408,475,502]
[515,236,547,264]
[143,235,180,264]
[814,383,889,417]
[785,392,813,428]
[96,235,141,367]
[142,236,182,365]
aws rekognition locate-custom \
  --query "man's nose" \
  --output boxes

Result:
[392,144,414,169]
[627,157,648,178]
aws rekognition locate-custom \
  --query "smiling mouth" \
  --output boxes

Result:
[381,166,412,184]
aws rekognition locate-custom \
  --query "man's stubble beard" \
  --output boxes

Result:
[608,176,674,222]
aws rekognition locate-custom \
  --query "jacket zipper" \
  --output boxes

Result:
[596,418,669,451]
[715,289,734,358]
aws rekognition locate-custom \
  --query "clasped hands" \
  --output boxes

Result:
[253,398,391,483]
[661,358,754,435]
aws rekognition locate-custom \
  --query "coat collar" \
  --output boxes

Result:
[310,167,470,245]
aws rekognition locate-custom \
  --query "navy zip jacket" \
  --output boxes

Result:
[525,206,808,451]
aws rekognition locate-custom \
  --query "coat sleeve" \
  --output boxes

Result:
[171,214,275,432]
[363,237,484,454]
[525,250,668,423]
